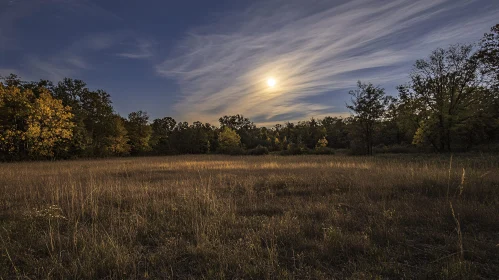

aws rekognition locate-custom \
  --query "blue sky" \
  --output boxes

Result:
[1,0,498,126]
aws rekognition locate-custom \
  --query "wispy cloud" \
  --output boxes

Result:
[23,32,127,81]
[157,0,498,125]
[25,56,79,82]
[116,40,154,59]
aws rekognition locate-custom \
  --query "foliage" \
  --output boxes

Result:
[347,81,392,155]
[25,90,74,158]
[321,116,349,149]
[280,142,309,155]
[247,144,269,155]
[313,147,335,155]
[125,111,152,155]
[0,85,73,160]
[477,24,499,89]
[315,136,328,148]
[149,116,176,153]
[399,45,487,152]
[50,78,124,157]
[103,115,130,156]
[217,126,242,154]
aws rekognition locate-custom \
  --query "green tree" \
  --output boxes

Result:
[103,115,130,156]
[347,81,391,155]
[217,127,241,154]
[219,114,255,130]
[52,78,119,157]
[0,84,32,159]
[219,115,258,149]
[150,117,177,154]
[401,45,483,152]
[321,117,349,148]
[477,24,499,89]
[189,121,215,154]
[125,111,152,155]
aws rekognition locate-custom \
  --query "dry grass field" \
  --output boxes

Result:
[1,154,498,279]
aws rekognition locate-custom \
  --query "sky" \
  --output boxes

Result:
[1,0,498,126]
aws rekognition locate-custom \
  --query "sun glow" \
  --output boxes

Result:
[267,78,276,87]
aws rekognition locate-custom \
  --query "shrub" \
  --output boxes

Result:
[314,147,335,155]
[348,138,368,155]
[247,145,269,155]
[373,144,419,154]
[224,146,246,155]
[280,143,310,155]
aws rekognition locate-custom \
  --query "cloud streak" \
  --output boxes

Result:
[24,31,155,81]
[157,0,499,126]
[116,40,153,59]
[24,32,124,81]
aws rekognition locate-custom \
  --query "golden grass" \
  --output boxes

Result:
[1,154,498,279]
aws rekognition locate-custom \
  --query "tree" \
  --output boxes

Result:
[0,84,73,160]
[189,121,215,154]
[150,117,177,154]
[219,114,259,149]
[401,45,483,152]
[347,81,391,155]
[103,115,130,156]
[477,24,499,89]
[25,90,74,158]
[0,74,23,87]
[0,84,32,159]
[316,137,328,148]
[52,78,119,157]
[219,114,255,131]
[125,111,152,155]
[217,127,241,154]
[321,117,349,148]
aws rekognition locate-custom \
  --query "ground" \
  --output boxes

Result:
[1,154,498,279]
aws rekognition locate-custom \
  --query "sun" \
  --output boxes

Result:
[267,78,277,88]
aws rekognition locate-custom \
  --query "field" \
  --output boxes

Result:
[1,155,498,279]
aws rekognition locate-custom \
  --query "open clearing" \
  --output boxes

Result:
[1,155,498,279]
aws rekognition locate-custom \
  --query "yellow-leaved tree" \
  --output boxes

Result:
[0,84,32,158]
[0,84,74,159]
[26,89,74,158]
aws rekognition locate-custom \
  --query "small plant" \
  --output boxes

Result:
[449,201,464,262]
[315,137,328,148]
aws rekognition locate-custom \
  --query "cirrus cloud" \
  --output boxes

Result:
[158,0,498,126]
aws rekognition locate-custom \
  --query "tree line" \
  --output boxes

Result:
[1,24,498,160]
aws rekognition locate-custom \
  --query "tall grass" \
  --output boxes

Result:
[1,154,498,279]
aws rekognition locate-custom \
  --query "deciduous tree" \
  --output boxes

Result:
[347,81,391,155]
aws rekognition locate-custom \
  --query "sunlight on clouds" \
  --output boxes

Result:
[157,0,499,125]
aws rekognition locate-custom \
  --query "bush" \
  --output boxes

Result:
[335,148,349,155]
[373,144,419,154]
[314,147,335,155]
[221,147,245,155]
[280,143,310,155]
[348,139,368,155]
[247,145,269,155]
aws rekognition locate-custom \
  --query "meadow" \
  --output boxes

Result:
[0,154,498,279]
